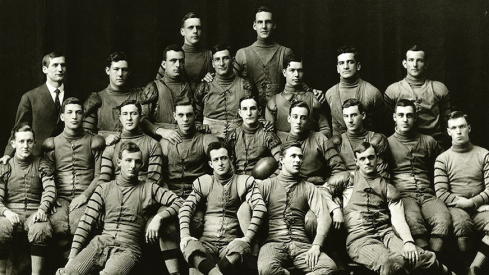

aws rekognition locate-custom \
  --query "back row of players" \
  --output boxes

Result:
[1,5,483,275]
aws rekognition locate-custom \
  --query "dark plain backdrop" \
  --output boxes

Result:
[1,0,489,149]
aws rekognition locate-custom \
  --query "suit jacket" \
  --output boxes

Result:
[5,83,68,156]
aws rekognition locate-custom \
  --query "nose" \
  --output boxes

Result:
[117,69,122,76]
[348,116,353,123]
[183,115,189,121]
[219,59,225,66]
[413,61,418,68]
[127,115,132,121]
[247,109,252,116]
[403,116,408,122]
[175,60,180,68]
[365,158,371,165]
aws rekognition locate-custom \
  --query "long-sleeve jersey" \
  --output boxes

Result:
[0,155,56,214]
[435,143,489,208]
[99,130,162,186]
[258,174,331,246]
[69,177,183,259]
[179,173,266,244]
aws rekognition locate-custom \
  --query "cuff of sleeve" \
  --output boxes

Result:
[402,237,414,244]
[472,197,483,208]
[39,204,49,213]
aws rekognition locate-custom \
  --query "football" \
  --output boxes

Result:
[252,157,278,180]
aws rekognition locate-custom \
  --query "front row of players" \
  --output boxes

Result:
[1,95,488,275]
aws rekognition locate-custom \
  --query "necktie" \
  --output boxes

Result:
[54,89,60,109]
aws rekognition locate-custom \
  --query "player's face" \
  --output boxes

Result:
[253,12,275,40]
[118,150,143,179]
[280,146,303,175]
[447,117,471,146]
[106,60,130,89]
[283,61,304,88]
[61,104,83,131]
[238,99,259,126]
[163,50,185,79]
[212,50,233,76]
[11,131,35,160]
[181,18,202,46]
[174,105,195,133]
[43,56,66,83]
[343,105,365,133]
[288,107,309,135]
[208,148,232,176]
[403,50,426,79]
[337,53,360,79]
[394,106,416,134]
[119,104,141,132]
[355,147,378,175]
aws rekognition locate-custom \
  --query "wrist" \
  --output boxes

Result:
[403,240,414,245]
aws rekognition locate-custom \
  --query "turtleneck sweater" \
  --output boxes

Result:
[284,131,346,183]
[0,155,56,214]
[266,84,331,138]
[326,75,386,136]
[179,170,266,245]
[435,142,489,208]
[83,85,141,135]
[99,129,162,186]
[194,71,252,122]
[45,130,104,200]
[257,172,330,246]
[140,74,192,135]
[69,174,183,259]
[235,37,294,111]
[388,130,441,196]
[228,122,281,175]
[384,75,450,137]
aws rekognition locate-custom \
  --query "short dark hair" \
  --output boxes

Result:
[106,52,129,68]
[283,54,303,69]
[289,101,310,116]
[61,97,83,113]
[174,96,195,111]
[42,52,65,67]
[163,44,184,61]
[119,99,142,115]
[118,141,141,160]
[342,98,365,114]
[256,5,273,16]
[181,12,200,28]
[212,43,233,58]
[206,141,231,159]
[279,141,302,157]
[394,99,417,114]
[405,44,428,61]
[354,141,376,158]
[239,96,258,109]
[337,46,360,63]
[448,111,470,125]
[11,125,35,141]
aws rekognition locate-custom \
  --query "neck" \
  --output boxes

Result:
[394,128,418,141]
[340,74,360,85]
[163,74,181,83]
[121,128,143,138]
[14,154,33,168]
[215,72,235,85]
[182,42,202,52]
[116,174,138,187]
[288,130,308,141]
[359,170,378,180]
[405,74,425,85]
[63,127,84,138]
[452,141,473,152]
[108,83,126,92]
[47,79,62,88]
[284,84,302,93]
[347,127,367,137]
[256,36,275,46]
[178,127,195,139]
[242,122,260,133]
[278,170,301,181]
[214,169,234,183]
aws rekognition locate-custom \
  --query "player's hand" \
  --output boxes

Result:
[145,215,162,244]
[447,197,474,209]
[105,134,120,146]
[477,204,489,212]
[0,155,11,165]
[403,242,418,265]
[33,209,47,223]
[332,208,344,230]
[225,237,251,255]
[157,128,182,145]
[180,236,198,252]
[196,124,210,134]
[261,120,274,132]
[313,89,326,104]
[4,210,20,225]
[202,72,215,83]
[69,195,88,212]
[304,244,321,269]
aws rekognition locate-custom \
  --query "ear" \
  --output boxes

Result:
[162,60,167,70]
[336,65,340,74]
[447,127,451,136]
[117,158,121,167]
[10,139,16,149]
[402,60,407,69]
[180,28,185,37]
[272,23,277,30]
[42,66,48,74]
[361,112,366,120]
[287,115,291,124]
[208,160,213,169]
[468,125,472,133]
[60,113,65,122]
[253,21,257,31]
[283,68,286,77]
[393,113,397,122]
[105,67,110,75]
[173,111,177,121]
[356,62,362,71]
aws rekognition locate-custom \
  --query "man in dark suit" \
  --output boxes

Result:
[1,52,67,163]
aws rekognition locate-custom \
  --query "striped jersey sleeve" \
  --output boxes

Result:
[322,138,347,176]
[472,152,489,207]
[0,164,10,215]
[99,145,115,182]
[434,155,458,204]
[242,176,267,243]
[151,183,183,219]
[39,158,56,213]
[147,140,163,186]
[179,177,206,238]
[69,184,105,259]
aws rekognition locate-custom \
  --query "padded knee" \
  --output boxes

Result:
[380,253,406,275]
[182,240,207,264]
